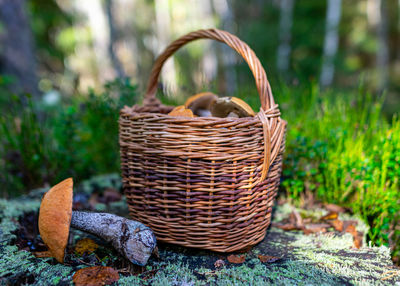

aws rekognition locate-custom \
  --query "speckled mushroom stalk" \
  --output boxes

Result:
[70,211,156,266]
[38,178,156,266]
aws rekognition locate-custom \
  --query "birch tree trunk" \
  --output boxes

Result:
[212,0,237,95]
[104,0,126,79]
[398,0,400,61]
[277,0,295,75]
[0,0,38,96]
[367,0,389,91]
[76,0,114,84]
[320,0,342,87]
[154,0,177,95]
[198,0,218,84]
[377,0,389,90]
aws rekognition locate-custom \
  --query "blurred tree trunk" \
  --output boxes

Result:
[212,0,236,95]
[377,0,389,91]
[0,0,39,96]
[104,0,126,79]
[367,0,389,91]
[76,0,116,85]
[320,0,342,87]
[154,0,177,95]
[277,0,295,75]
[199,0,217,84]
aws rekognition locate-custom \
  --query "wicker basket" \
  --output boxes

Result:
[119,28,286,252]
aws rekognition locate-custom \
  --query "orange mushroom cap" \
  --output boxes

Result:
[168,105,194,117]
[38,178,73,263]
[184,92,218,117]
[210,97,255,118]
[231,97,256,117]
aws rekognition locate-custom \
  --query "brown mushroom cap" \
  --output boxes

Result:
[184,92,218,116]
[38,178,73,263]
[210,97,255,118]
[168,105,194,117]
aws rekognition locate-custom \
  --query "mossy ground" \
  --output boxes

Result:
[1,174,399,285]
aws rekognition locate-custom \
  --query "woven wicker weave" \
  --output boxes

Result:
[119,28,286,252]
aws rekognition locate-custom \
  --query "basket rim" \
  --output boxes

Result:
[120,104,285,124]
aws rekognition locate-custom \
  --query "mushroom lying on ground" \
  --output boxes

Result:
[38,178,157,266]
[168,105,194,117]
[210,97,255,118]
[184,92,218,117]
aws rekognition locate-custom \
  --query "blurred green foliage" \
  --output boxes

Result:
[28,0,74,73]
[0,0,399,264]
[0,78,136,197]
[1,76,398,262]
[274,80,400,263]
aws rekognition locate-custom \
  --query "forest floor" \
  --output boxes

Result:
[1,174,399,285]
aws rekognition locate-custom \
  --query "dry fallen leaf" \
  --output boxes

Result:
[88,193,99,210]
[74,238,99,256]
[342,220,358,231]
[235,245,254,254]
[345,224,357,237]
[214,259,225,268]
[102,188,122,204]
[324,203,346,213]
[302,223,330,234]
[257,255,281,263]
[272,223,298,231]
[353,231,363,249]
[328,219,344,232]
[320,211,338,221]
[73,266,119,286]
[289,210,303,228]
[227,254,246,264]
[33,250,52,258]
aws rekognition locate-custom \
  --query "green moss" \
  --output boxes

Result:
[0,199,40,242]
[1,176,398,285]
[0,245,73,285]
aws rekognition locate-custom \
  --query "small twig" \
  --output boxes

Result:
[117,267,131,274]
[381,270,400,281]
[197,270,247,283]
[75,257,95,266]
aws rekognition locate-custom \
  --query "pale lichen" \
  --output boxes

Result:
[1,175,399,285]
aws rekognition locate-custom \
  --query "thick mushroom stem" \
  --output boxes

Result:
[71,211,156,266]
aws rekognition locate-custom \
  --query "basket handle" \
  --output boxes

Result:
[144,28,275,110]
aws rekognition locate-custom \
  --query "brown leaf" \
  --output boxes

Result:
[236,245,253,254]
[258,255,281,263]
[320,211,338,221]
[345,224,357,237]
[353,232,363,249]
[324,203,346,213]
[289,210,303,228]
[33,250,52,258]
[88,194,99,209]
[227,254,246,264]
[214,259,225,268]
[102,188,122,204]
[272,223,298,231]
[342,220,358,230]
[152,246,160,259]
[74,238,99,256]
[329,219,344,232]
[73,266,119,286]
[302,224,328,235]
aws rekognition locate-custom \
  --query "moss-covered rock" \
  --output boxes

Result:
[1,174,399,285]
